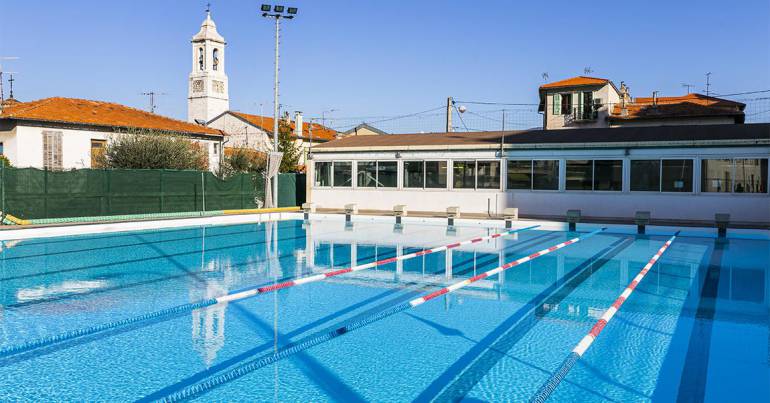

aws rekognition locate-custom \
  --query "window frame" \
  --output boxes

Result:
[732,157,769,194]
[506,159,534,190]
[629,158,695,194]
[356,160,398,189]
[332,161,353,188]
[402,159,448,190]
[699,157,769,195]
[313,161,333,188]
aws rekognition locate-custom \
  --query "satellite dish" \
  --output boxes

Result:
[458,105,467,113]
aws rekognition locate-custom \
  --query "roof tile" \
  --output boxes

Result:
[0,97,222,136]
[230,111,337,141]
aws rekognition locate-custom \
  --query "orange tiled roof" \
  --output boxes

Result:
[610,93,745,121]
[0,97,222,136]
[539,76,609,89]
[230,111,337,141]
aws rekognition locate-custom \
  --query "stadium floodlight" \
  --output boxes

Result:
[274,5,285,12]
[287,7,298,14]
[261,4,271,11]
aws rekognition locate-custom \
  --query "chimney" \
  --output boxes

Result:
[652,91,659,107]
[294,111,303,139]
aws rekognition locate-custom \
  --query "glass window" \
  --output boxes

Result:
[90,139,107,168]
[594,160,622,191]
[333,162,352,187]
[566,160,592,190]
[734,158,768,193]
[560,93,572,115]
[357,161,377,187]
[533,160,559,190]
[426,161,447,188]
[314,161,332,187]
[1,141,5,155]
[661,159,693,192]
[552,93,561,115]
[453,161,476,189]
[477,161,501,189]
[378,161,398,188]
[403,161,424,188]
[507,160,532,190]
[701,159,732,193]
[630,160,660,191]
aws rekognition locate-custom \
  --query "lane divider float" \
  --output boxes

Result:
[158,227,604,402]
[0,225,538,359]
[529,232,680,403]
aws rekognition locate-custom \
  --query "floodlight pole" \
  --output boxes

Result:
[262,5,297,207]
[272,15,280,207]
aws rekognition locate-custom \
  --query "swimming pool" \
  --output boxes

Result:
[0,218,767,402]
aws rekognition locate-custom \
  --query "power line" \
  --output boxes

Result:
[455,100,538,106]
[711,89,770,97]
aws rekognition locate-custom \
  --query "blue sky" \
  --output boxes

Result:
[1,0,769,128]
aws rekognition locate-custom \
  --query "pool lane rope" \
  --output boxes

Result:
[220,224,540,300]
[0,225,538,359]
[529,232,680,403]
[157,227,605,403]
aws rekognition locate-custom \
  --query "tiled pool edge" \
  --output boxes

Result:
[1,212,768,241]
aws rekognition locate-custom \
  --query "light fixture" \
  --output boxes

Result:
[274,5,285,12]
[395,152,402,159]
[261,4,271,11]
[287,7,298,14]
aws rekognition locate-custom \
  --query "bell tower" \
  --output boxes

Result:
[188,9,229,123]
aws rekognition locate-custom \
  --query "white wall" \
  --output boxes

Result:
[8,124,220,171]
[0,127,18,163]
[309,146,770,225]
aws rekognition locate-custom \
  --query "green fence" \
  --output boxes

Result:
[0,167,305,220]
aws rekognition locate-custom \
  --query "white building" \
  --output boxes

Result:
[308,124,770,226]
[207,110,337,166]
[0,97,223,171]
[538,76,745,130]
[187,10,229,124]
[186,11,337,166]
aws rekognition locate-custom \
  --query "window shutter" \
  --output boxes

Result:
[552,93,561,115]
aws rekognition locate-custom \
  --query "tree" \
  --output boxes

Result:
[277,118,302,173]
[97,129,209,170]
[218,147,266,178]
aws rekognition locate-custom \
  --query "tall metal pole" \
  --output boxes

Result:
[445,97,453,132]
[272,15,281,207]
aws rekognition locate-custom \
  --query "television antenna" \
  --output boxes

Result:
[681,83,695,94]
[583,67,594,75]
[0,56,20,101]
[541,72,549,81]
[140,91,167,113]
[705,72,712,96]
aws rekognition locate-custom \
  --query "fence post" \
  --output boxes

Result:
[201,171,206,213]
[240,174,246,209]
[106,169,112,216]
[159,169,165,213]
[44,168,49,219]
[1,163,5,215]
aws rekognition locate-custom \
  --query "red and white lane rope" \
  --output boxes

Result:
[216,224,540,303]
[160,227,605,402]
[530,231,679,403]
[409,227,606,308]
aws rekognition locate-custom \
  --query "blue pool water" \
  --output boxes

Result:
[0,219,767,402]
